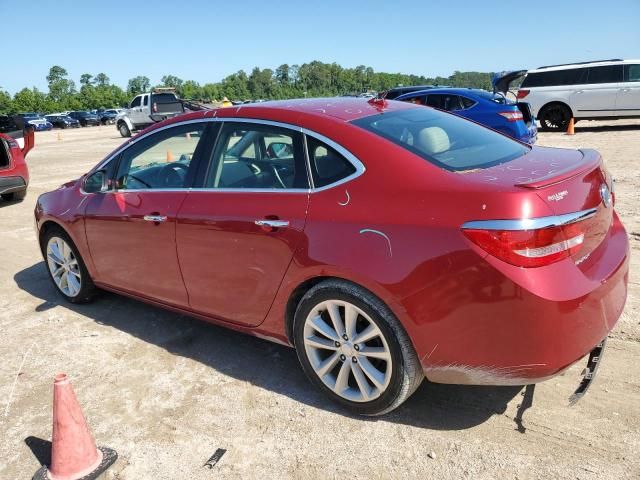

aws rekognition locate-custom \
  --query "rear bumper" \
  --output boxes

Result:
[517,123,538,144]
[0,176,27,195]
[422,213,629,385]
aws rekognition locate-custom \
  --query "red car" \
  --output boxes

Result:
[1,116,33,202]
[35,98,629,415]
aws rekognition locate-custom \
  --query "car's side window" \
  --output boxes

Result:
[624,64,640,82]
[306,136,356,188]
[460,96,476,109]
[143,96,149,106]
[587,65,623,84]
[426,94,462,111]
[206,123,308,190]
[130,96,141,108]
[115,124,206,190]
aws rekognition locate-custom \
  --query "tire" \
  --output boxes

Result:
[1,189,27,202]
[118,122,131,138]
[41,227,96,304]
[538,103,572,131]
[293,279,423,415]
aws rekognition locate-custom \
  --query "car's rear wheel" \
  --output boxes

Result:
[1,189,27,202]
[118,122,131,138]
[42,228,96,303]
[539,103,572,131]
[293,280,423,415]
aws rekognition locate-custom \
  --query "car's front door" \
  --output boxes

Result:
[176,121,310,326]
[84,121,210,306]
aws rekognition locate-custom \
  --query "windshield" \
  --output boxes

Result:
[352,108,530,171]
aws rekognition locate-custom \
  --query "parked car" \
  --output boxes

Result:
[116,89,185,137]
[502,59,640,131]
[67,111,100,127]
[395,88,538,144]
[382,85,448,100]
[35,98,628,415]
[95,110,117,125]
[45,115,81,129]
[0,116,33,202]
[19,113,53,131]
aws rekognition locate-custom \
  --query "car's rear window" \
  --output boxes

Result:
[351,108,530,171]
[153,93,178,103]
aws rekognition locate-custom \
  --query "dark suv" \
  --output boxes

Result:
[68,111,100,127]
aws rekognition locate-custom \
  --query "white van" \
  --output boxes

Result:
[510,59,640,130]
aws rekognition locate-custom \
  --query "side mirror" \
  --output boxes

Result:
[84,170,107,193]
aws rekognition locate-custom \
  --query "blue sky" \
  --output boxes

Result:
[1,0,638,94]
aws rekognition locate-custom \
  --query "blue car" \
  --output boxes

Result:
[19,113,53,131]
[394,88,537,144]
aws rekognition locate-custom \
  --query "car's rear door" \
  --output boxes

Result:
[84,121,211,306]
[176,120,310,327]
[571,65,623,117]
[617,63,640,116]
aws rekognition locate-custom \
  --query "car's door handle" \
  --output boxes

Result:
[144,215,167,223]
[574,90,584,94]
[255,219,289,228]
[619,88,631,92]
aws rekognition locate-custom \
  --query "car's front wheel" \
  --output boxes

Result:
[42,228,96,303]
[293,280,423,415]
[118,122,131,137]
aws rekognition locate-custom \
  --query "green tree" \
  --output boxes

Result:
[46,65,75,104]
[127,76,151,96]
[94,73,110,87]
[0,89,12,114]
[160,74,184,90]
[80,74,93,87]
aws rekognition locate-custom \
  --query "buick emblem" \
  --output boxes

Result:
[600,183,612,208]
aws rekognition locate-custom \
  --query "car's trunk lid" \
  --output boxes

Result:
[464,147,613,265]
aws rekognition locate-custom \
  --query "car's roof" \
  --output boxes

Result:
[163,97,417,126]
[529,58,640,73]
[396,87,489,98]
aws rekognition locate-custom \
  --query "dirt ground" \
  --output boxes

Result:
[1,120,639,479]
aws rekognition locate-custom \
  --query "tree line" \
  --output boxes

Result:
[0,62,493,114]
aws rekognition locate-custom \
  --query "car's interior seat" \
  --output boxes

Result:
[415,127,450,155]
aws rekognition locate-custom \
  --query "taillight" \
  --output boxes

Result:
[153,102,157,113]
[498,111,524,122]
[462,216,591,268]
[516,89,530,99]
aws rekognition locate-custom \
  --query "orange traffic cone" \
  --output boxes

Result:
[166,150,175,162]
[566,117,575,135]
[33,373,117,480]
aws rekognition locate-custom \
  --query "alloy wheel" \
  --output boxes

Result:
[302,300,392,402]
[46,236,82,297]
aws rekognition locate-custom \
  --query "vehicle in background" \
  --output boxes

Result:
[395,88,537,144]
[68,111,100,127]
[45,115,81,129]
[96,110,117,125]
[19,113,53,131]
[35,98,628,415]
[0,116,33,202]
[116,88,187,137]
[501,59,640,131]
[381,85,449,100]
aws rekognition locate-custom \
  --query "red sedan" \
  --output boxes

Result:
[0,117,33,202]
[35,98,629,415]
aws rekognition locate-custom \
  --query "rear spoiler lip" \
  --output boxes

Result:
[515,149,602,189]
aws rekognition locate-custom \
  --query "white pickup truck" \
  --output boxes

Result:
[116,89,188,137]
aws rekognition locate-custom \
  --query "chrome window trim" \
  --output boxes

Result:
[91,117,366,194]
[461,208,598,231]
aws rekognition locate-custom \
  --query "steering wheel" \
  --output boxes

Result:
[160,162,189,187]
